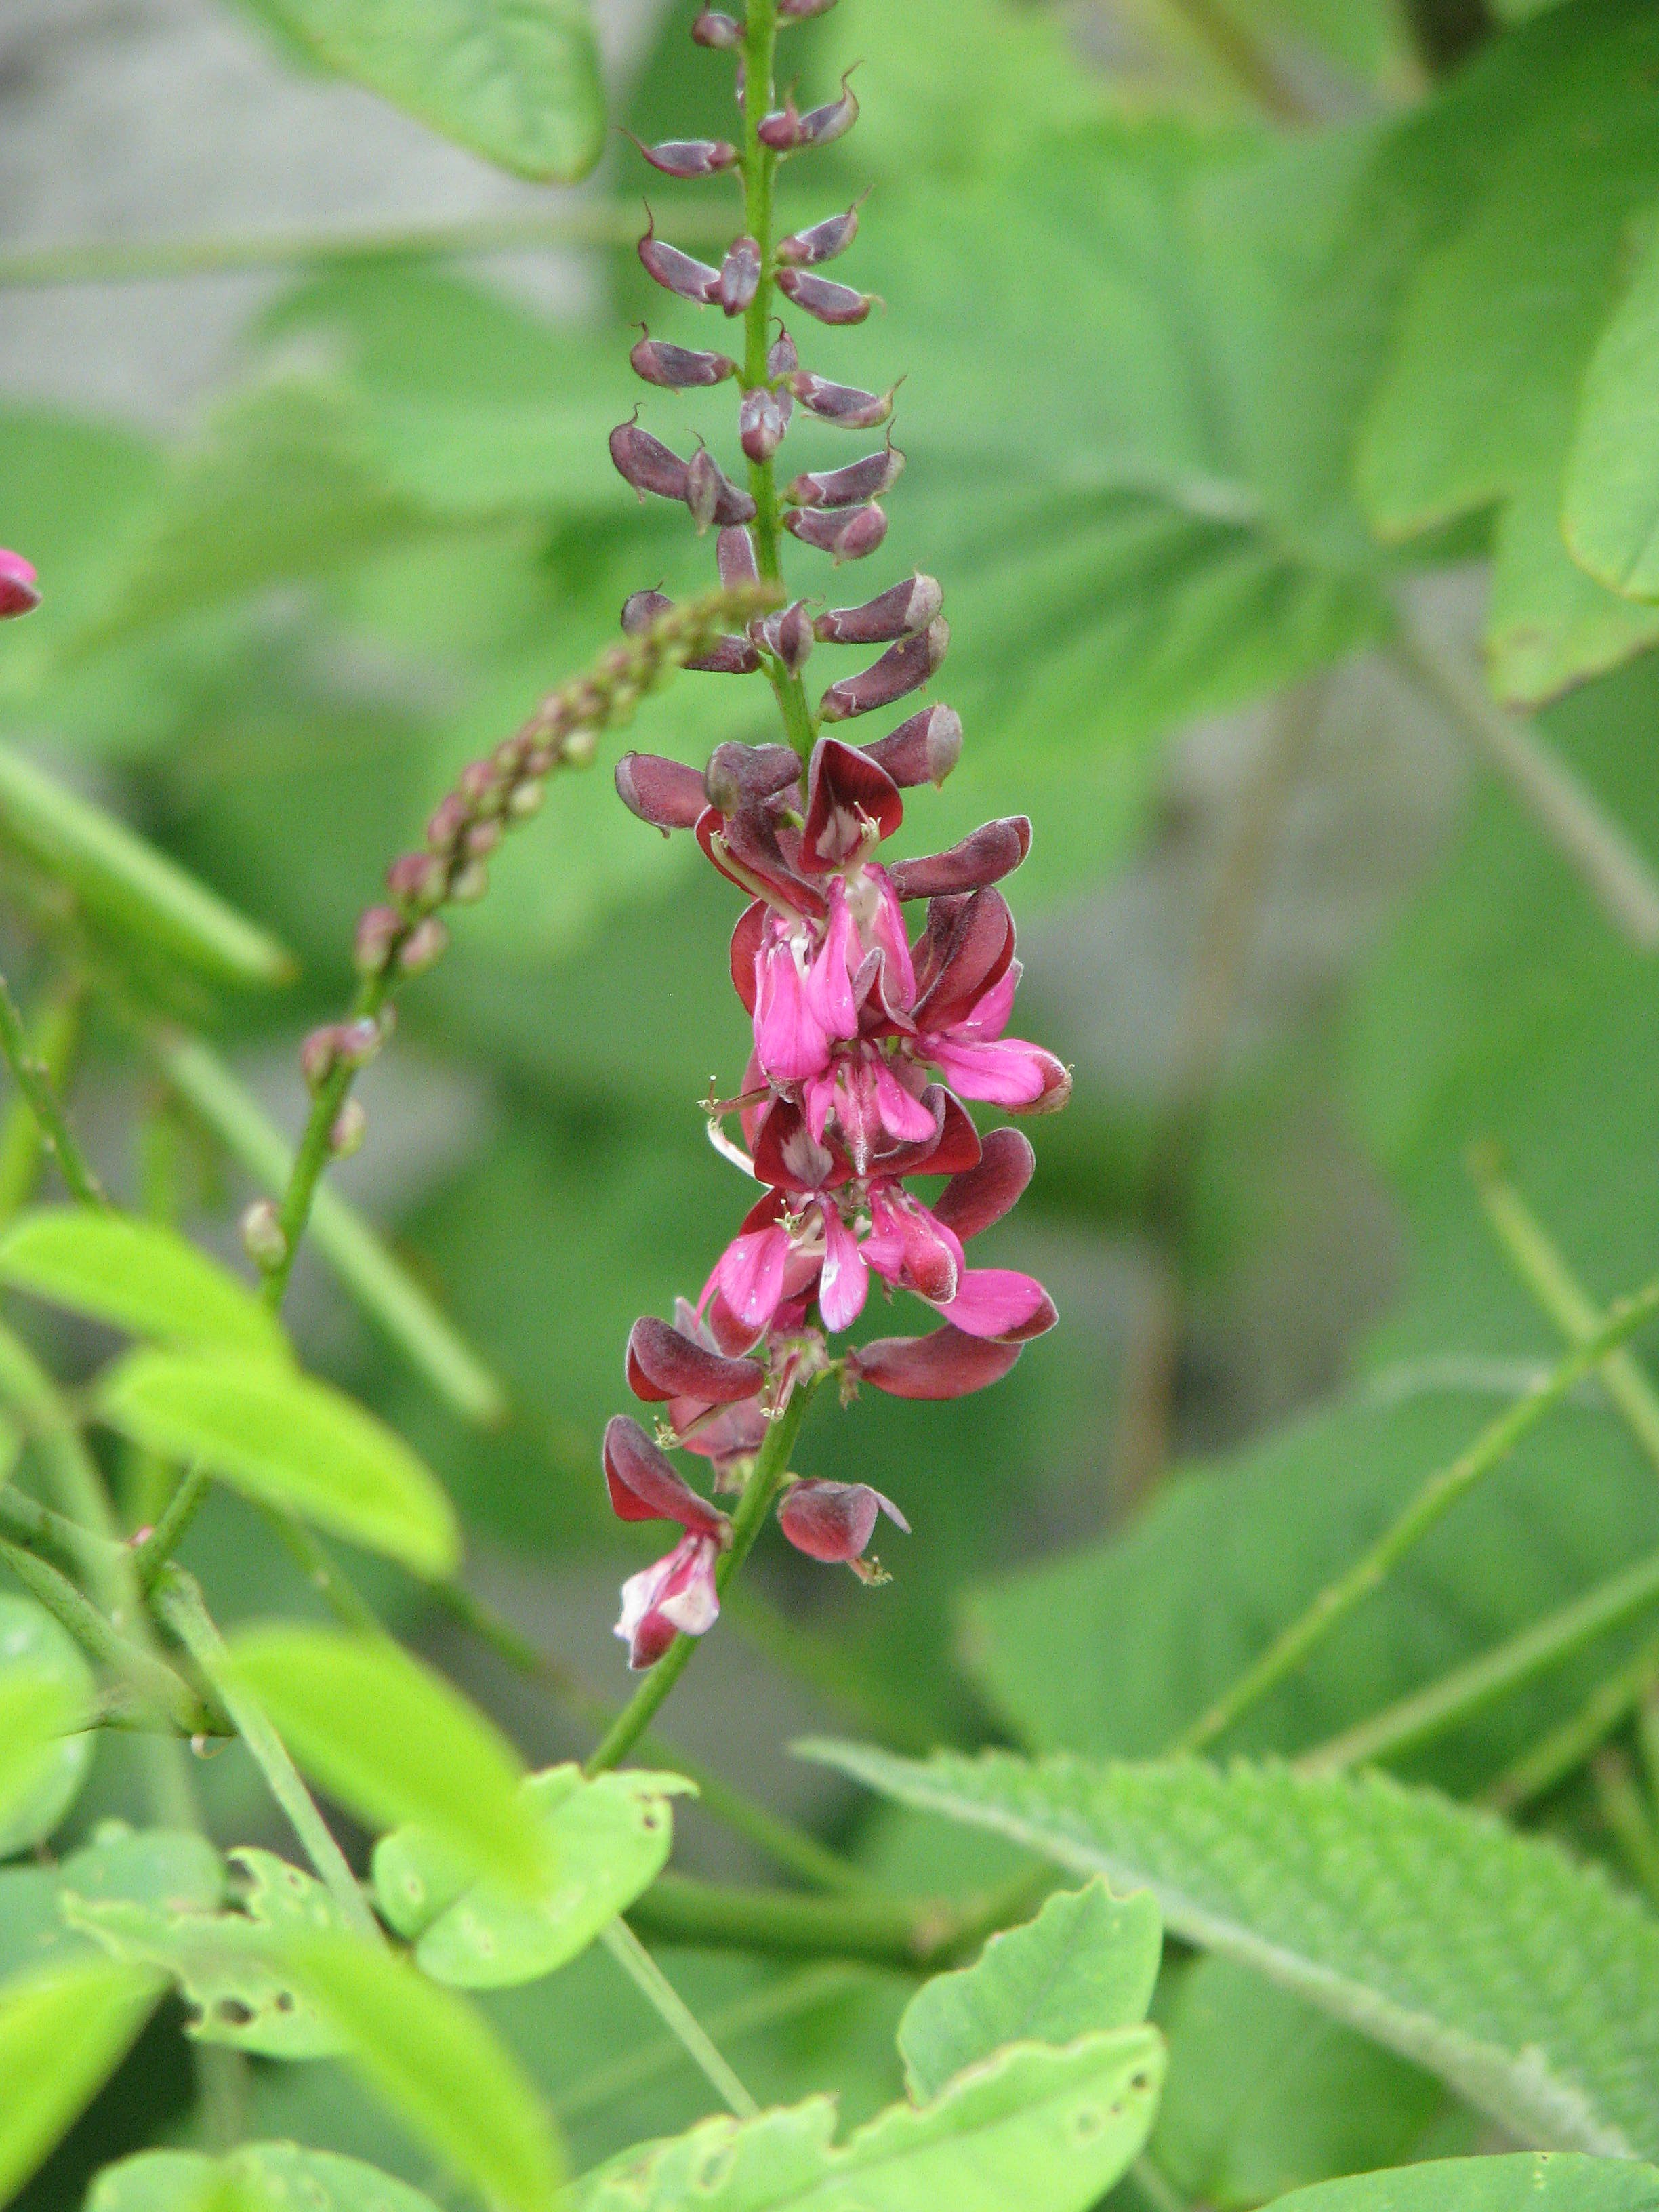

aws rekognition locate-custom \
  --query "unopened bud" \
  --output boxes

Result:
[507,779,545,819]
[754,600,815,676]
[768,327,800,380]
[775,268,875,325]
[622,588,674,636]
[717,236,761,316]
[354,905,403,976]
[336,1017,384,1071]
[397,915,449,975]
[689,634,763,675]
[300,1025,341,1092]
[704,742,802,814]
[759,70,858,153]
[329,1098,367,1159]
[777,203,861,266]
[740,386,791,462]
[611,415,692,505]
[466,819,500,858]
[718,527,760,590]
[626,131,739,178]
[685,447,756,533]
[240,1200,288,1273]
[787,371,896,428]
[449,859,489,903]
[426,792,470,852]
[458,759,501,809]
[784,502,888,562]
[819,619,948,722]
[691,7,741,45]
[386,851,445,913]
[636,211,721,305]
[787,443,903,509]
[0,550,41,619]
[815,573,941,645]
[560,729,597,769]
[779,0,838,14]
[630,328,737,389]
[864,704,964,789]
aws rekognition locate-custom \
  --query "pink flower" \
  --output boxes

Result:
[0,551,39,620]
[615,1534,722,1668]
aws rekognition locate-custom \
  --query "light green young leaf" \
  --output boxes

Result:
[0,1595,94,1858]
[1564,209,1659,600]
[89,2144,446,2212]
[372,1764,692,1987]
[242,0,604,182]
[898,1880,1162,2105]
[0,744,293,989]
[0,1209,287,1362]
[0,1956,167,2204]
[0,1822,223,1984]
[804,1747,1659,2158]
[1267,2154,1659,2212]
[283,1929,565,2212]
[97,1350,459,1577]
[577,2028,1164,2212]
[229,1627,542,1893]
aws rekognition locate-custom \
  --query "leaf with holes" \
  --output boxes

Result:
[0,1209,287,1362]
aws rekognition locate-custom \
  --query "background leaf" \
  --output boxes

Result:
[1267,2156,1659,2212]
[0,1956,167,2205]
[89,2144,445,2212]
[0,1595,94,1859]
[0,1208,287,1361]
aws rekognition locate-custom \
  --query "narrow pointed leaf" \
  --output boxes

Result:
[0,1209,287,1362]
[0,1956,167,2204]
[97,1350,459,1576]
[0,1595,94,1858]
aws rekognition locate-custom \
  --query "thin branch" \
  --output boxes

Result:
[1160,0,1315,123]
[0,968,107,1207]
[1486,1635,1659,1814]
[599,1921,759,2120]
[0,980,85,1225]
[0,1536,218,1734]
[1590,1746,1659,1906]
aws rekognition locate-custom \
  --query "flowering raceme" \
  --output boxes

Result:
[599,0,1071,1669]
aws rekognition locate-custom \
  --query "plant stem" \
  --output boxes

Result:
[1590,1745,1659,1905]
[1299,1542,1659,1774]
[155,1565,382,1940]
[1172,1279,1659,1753]
[586,1383,816,1777]
[0,968,107,1208]
[1486,1635,1659,1814]
[0,981,85,1225]
[0,1536,218,1732]
[741,0,816,765]
[599,1921,759,2119]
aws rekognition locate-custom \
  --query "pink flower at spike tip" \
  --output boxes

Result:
[0,551,40,619]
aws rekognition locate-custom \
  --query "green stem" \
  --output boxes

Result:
[627,1865,1044,1972]
[1590,1745,1659,1905]
[0,982,85,1225]
[133,1464,213,1588]
[1299,1542,1659,1775]
[1486,1635,1659,1814]
[0,1536,218,1732]
[263,977,390,1313]
[598,1921,759,2118]
[0,968,107,1208]
[1173,1279,1659,1753]
[155,1566,382,1940]
[586,1382,817,1776]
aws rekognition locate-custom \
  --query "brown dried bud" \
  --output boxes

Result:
[814,573,941,644]
[777,203,861,266]
[784,503,888,562]
[691,7,741,45]
[753,600,815,676]
[864,704,964,790]
[775,267,875,325]
[621,588,674,636]
[610,415,691,504]
[685,446,756,532]
[787,371,896,428]
[240,1200,287,1274]
[630,328,737,389]
[354,905,403,977]
[718,526,760,590]
[637,209,720,306]
[759,70,858,152]
[740,386,792,462]
[819,619,948,722]
[768,327,799,380]
[626,131,739,178]
[397,915,449,975]
[328,1098,367,1160]
[787,443,903,510]
[717,236,762,316]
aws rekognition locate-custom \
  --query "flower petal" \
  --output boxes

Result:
[817,1204,869,1332]
[933,1127,1035,1242]
[848,1326,1023,1399]
[938,1267,1057,1342]
[603,1416,731,1538]
[626,1316,765,1406]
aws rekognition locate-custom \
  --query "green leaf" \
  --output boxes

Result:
[373,1764,692,1987]
[0,1822,223,1984]
[89,2144,446,2212]
[804,1747,1659,2158]
[897,1880,1162,2105]
[1268,2156,1659,2212]
[0,1955,167,2203]
[1564,209,1659,598]
[247,0,605,181]
[97,1350,459,1577]
[0,1595,94,1858]
[228,1627,543,1893]
[283,1929,565,2212]
[577,2028,1164,2212]
[0,1208,287,1362]
[0,743,293,989]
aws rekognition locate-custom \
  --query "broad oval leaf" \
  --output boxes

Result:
[0,1595,94,1858]
[229,1627,543,1895]
[899,1879,1162,2105]
[0,1210,287,1362]
[1269,2155,1659,2212]
[250,0,606,182]
[372,1765,691,1987]
[578,2028,1165,2212]
[806,1746,1659,2160]
[89,2142,445,2212]
[1565,214,1659,601]
[0,1956,167,2205]
[97,1351,459,1577]
[282,1929,565,2212]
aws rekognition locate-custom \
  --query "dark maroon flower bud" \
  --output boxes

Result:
[0,552,41,619]
[627,1317,764,1406]
[875,1084,981,1181]
[799,737,903,871]
[933,1128,1036,1242]
[718,526,759,590]
[775,268,875,325]
[637,209,721,306]
[865,704,963,789]
[611,415,691,505]
[354,905,403,977]
[705,741,802,815]
[616,752,708,833]
[777,203,861,266]
[759,71,859,152]
[814,574,940,645]
[603,1416,729,1542]
[890,815,1031,899]
[818,618,947,723]
[689,634,764,676]
[787,371,896,428]
[631,328,737,389]
[754,600,815,676]
[785,503,888,562]
[718,236,762,316]
[767,327,799,380]
[787,443,903,510]
[848,1326,1023,1400]
[777,1480,907,1576]
[740,386,792,463]
[912,888,1017,1028]
[778,0,838,15]
[386,851,445,912]
[397,915,448,976]
[686,446,755,533]
[625,130,739,178]
[622,588,675,635]
[692,7,741,45]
